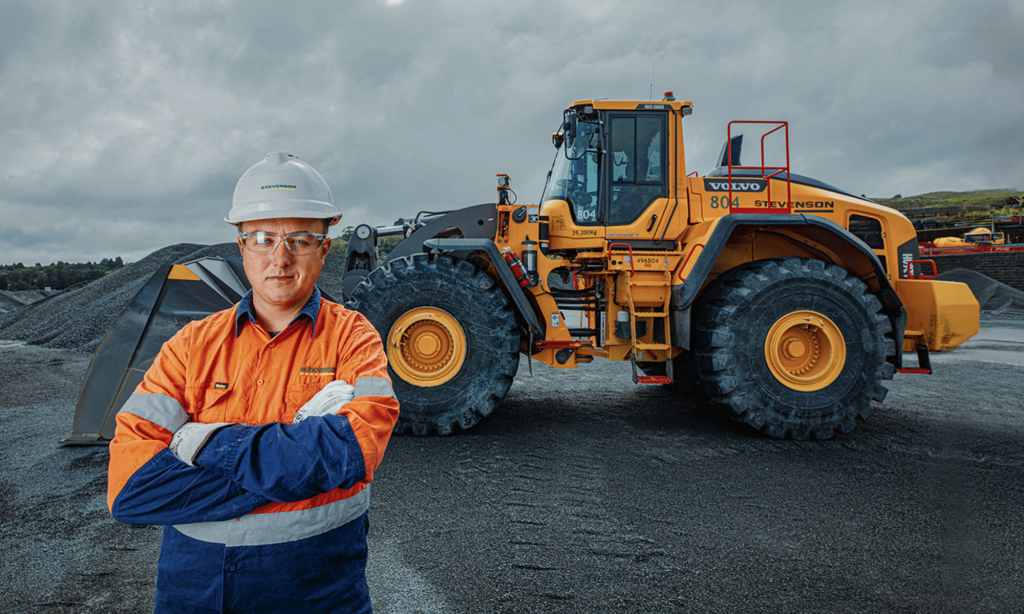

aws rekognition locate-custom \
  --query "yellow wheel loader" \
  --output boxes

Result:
[64,94,979,444]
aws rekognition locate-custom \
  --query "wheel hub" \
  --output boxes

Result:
[414,329,441,359]
[388,308,467,387]
[764,310,846,392]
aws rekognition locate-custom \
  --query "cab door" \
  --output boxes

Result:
[604,112,669,241]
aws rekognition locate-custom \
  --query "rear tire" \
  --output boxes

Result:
[694,258,894,440]
[347,253,520,435]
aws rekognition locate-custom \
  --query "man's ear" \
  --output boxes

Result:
[236,223,245,256]
[321,238,331,266]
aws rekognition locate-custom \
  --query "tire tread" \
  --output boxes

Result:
[694,258,895,439]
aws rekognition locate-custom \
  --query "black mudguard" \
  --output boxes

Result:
[669,214,906,369]
[372,200,542,340]
[420,237,545,340]
[341,202,545,337]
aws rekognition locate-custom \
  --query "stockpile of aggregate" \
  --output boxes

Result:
[937,268,1024,313]
[0,291,30,313]
[0,244,234,353]
[0,289,59,313]
[0,242,350,354]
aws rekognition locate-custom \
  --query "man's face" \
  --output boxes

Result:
[238,217,331,314]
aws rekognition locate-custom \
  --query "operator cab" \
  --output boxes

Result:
[540,97,692,248]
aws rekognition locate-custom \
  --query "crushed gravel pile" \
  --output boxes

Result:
[936,268,1024,313]
[0,291,29,313]
[0,242,350,354]
[0,243,237,353]
[315,253,347,299]
[0,289,58,313]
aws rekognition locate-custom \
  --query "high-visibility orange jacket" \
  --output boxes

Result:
[108,288,399,613]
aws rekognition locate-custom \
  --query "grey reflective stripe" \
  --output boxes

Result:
[173,486,370,547]
[119,393,188,433]
[354,376,395,400]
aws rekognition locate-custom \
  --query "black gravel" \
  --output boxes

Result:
[1,333,1022,613]
[937,268,1024,313]
[368,354,1024,614]
[0,290,56,313]
[0,244,233,353]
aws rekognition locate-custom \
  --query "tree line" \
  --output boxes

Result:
[0,257,125,291]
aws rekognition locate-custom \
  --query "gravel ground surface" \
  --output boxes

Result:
[1,317,1022,613]
[1,254,1022,613]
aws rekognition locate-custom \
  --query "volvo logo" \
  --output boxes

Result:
[703,178,768,192]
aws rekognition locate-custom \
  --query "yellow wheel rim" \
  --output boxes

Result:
[764,310,846,392]
[387,308,467,388]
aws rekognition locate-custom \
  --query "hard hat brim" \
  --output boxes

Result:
[224,200,341,224]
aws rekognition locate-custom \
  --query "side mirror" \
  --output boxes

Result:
[562,109,577,151]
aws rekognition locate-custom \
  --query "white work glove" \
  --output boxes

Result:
[169,422,231,467]
[293,380,355,424]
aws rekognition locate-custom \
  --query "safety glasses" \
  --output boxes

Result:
[238,231,328,255]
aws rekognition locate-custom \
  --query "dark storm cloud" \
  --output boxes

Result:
[0,0,1020,264]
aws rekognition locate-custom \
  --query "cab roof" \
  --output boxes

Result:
[569,98,694,112]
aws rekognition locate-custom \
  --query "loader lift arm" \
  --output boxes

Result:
[339,204,496,301]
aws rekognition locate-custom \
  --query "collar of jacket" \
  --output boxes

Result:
[235,286,321,338]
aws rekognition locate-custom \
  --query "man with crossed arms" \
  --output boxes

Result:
[108,152,399,613]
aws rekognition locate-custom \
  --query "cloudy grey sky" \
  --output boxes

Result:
[1,0,1021,265]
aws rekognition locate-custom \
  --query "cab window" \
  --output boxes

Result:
[541,120,602,225]
[849,214,884,249]
[608,114,667,226]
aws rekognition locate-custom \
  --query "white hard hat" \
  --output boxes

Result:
[226,152,341,225]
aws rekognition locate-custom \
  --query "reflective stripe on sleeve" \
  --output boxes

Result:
[119,393,189,433]
[353,376,395,400]
[173,486,370,547]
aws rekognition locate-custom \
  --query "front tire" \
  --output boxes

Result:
[347,253,520,435]
[694,258,895,440]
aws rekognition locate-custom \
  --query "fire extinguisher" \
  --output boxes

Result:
[501,247,535,288]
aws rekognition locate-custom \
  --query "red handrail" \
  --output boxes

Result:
[906,259,938,280]
[608,242,635,276]
[677,243,705,282]
[726,120,791,214]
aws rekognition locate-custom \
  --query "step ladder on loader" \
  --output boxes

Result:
[610,243,676,385]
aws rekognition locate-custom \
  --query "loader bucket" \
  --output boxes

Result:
[60,257,250,445]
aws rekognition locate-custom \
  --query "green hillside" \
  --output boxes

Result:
[873,189,1023,222]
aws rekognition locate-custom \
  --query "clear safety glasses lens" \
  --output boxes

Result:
[239,231,327,255]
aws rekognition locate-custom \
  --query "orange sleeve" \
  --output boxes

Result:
[106,324,192,511]
[336,313,400,484]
